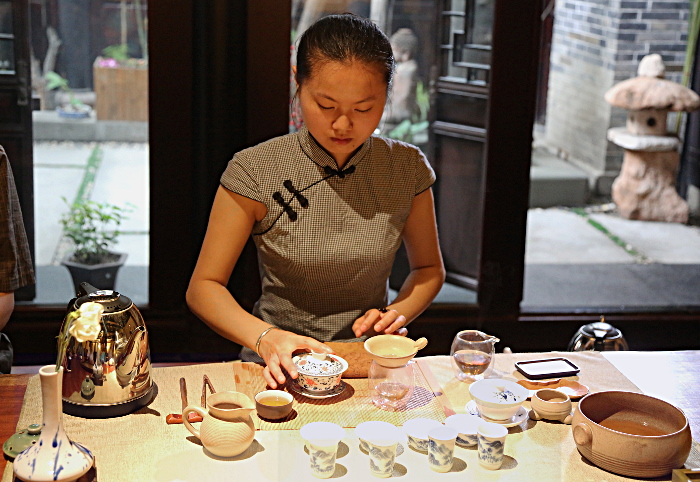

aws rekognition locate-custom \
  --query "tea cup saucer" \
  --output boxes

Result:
[288,379,347,399]
[465,400,529,427]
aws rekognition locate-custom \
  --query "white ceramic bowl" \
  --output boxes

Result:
[293,353,348,392]
[445,413,481,446]
[402,418,443,452]
[469,378,529,421]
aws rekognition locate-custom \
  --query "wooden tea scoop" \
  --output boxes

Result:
[166,377,204,424]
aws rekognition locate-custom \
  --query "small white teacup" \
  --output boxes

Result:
[300,422,345,479]
[365,426,403,478]
[427,426,458,473]
[445,413,480,447]
[403,418,442,452]
[477,422,508,470]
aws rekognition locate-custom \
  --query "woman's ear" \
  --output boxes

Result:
[292,65,299,88]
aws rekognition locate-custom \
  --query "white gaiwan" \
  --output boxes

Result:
[469,378,529,421]
[293,353,348,392]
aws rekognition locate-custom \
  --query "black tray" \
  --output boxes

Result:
[514,358,580,379]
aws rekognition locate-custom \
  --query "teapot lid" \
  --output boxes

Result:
[75,289,133,313]
[580,321,623,340]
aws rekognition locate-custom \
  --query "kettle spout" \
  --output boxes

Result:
[115,326,146,387]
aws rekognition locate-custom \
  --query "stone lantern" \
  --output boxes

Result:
[605,54,700,223]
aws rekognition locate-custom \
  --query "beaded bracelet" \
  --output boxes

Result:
[255,326,279,356]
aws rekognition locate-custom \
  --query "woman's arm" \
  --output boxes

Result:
[186,186,332,388]
[353,187,445,336]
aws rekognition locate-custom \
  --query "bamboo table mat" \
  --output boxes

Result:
[233,362,447,430]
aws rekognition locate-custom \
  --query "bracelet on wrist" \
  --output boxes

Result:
[255,326,279,356]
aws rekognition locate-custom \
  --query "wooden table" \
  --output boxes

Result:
[2,352,698,478]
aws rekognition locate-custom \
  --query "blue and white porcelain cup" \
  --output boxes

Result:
[300,422,346,478]
[445,413,480,447]
[427,426,458,473]
[477,422,508,470]
[402,418,442,452]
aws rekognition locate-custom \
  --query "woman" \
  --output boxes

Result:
[187,14,445,388]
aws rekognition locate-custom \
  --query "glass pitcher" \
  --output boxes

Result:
[450,330,499,381]
[368,360,415,411]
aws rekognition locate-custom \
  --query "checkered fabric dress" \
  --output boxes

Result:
[220,126,435,361]
[0,145,35,292]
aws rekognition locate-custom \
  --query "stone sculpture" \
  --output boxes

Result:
[605,54,700,223]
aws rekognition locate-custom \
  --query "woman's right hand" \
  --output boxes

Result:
[257,328,334,389]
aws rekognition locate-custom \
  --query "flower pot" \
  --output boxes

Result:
[13,366,94,482]
[62,252,127,294]
[93,58,148,122]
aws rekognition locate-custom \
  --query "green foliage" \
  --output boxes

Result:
[102,44,130,62]
[45,71,84,108]
[60,198,132,265]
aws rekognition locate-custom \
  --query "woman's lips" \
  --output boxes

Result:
[331,137,352,146]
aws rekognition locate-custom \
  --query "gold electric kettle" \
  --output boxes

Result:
[59,282,156,418]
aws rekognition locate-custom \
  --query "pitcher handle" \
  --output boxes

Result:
[183,405,207,438]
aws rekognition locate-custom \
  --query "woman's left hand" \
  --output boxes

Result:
[353,308,408,338]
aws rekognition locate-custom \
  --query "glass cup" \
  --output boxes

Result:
[450,330,499,381]
[368,360,415,411]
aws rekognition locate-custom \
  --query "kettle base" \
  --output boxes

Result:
[62,382,158,419]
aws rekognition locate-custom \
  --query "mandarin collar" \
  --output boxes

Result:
[298,125,371,170]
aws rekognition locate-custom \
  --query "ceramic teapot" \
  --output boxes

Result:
[183,391,256,458]
[60,282,155,418]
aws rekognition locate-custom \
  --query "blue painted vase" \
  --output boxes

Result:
[14,365,94,482]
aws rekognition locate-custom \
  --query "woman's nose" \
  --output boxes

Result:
[332,114,352,132]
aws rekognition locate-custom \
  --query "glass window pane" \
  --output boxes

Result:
[31,0,149,305]
[0,38,14,73]
[0,1,13,34]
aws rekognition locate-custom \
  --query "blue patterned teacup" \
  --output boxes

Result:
[427,426,458,473]
[445,413,480,447]
[477,422,508,470]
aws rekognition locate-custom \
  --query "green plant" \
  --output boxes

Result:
[60,197,132,265]
[102,44,130,63]
[45,71,84,109]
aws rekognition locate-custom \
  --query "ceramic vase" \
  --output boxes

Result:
[14,365,94,482]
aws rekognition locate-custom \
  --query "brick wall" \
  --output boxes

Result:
[543,0,690,195]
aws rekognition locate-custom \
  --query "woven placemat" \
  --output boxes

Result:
[232,362,446,430]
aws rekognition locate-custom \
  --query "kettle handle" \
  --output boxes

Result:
[183,405,207,439]
[78,282,100,297]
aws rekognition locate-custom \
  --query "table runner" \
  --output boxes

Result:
[4,352,698,482]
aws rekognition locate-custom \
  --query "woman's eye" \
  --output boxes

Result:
[318,104,333,110]
[355,107,372,113]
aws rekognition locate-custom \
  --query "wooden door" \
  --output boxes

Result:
[431,0,542,317]
[0,0,34,301]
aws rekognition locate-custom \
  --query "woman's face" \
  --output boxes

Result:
[297,60,387,167]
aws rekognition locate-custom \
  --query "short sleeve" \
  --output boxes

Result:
[414,149,436,195]
[219,152,265,203]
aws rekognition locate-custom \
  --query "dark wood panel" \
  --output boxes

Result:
[433,134,484,280]
[0,90,20,123]
[435,91,488,129]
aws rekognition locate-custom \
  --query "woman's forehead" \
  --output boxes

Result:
[304,60,387,99]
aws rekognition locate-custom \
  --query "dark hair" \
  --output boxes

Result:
[296,14,394,92]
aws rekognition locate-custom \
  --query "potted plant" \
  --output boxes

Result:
[59,198,132,293]
[45,71,92,119]
[93,0,148,121]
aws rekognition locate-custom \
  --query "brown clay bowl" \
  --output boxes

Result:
[571,391,692,478]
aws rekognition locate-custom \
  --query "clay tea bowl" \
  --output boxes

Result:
[364,335,428,368]
[572,390,692,478]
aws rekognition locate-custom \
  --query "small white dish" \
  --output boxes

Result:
[288,379,346,399]
[466,400,529,428]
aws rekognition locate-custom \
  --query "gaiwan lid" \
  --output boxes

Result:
[293,353,347,376]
